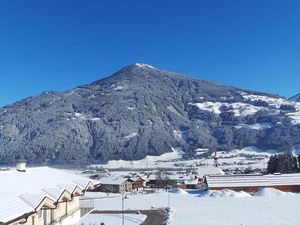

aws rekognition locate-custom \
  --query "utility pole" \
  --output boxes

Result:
[167,186,170,209]
[122,192,124,225]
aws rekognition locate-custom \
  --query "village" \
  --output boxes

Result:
[2,151,300,225]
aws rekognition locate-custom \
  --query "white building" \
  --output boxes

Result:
[0,167,95,225]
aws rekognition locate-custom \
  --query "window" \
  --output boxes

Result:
[37,210,43,220]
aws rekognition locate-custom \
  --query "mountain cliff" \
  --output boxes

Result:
[1,64,300,164]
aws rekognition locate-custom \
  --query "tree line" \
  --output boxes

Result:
[267,152,300,174]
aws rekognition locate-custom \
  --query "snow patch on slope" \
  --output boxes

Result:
[190,102,265,116]
[124,132,138,139]
[235,123,272,130]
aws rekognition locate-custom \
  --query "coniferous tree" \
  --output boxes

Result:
[293,156,298,173]
[298,154,300,172]
[267,152,297,174]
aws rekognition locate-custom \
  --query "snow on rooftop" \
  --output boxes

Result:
[0,167,94,223]
[42,187,67,201]
[19,194,47,209]
[98,177,129,185]
[206,173,300,188]
[198,166,224,177]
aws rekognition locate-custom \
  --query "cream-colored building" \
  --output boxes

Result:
[0,167,95,225]
[97,177,133,193]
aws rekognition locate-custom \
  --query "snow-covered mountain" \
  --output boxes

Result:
[0,64,300,164]
[290,93,300,102]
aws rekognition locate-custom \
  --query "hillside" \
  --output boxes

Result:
[0,63,300,164]
[290,93,300,102]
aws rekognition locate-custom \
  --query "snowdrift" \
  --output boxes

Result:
[169,188,189,195]
[199,189,251,198]
[254,188,294,197]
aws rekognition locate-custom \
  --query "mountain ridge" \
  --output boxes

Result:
[0,64,299,165]
[290,93,300,102]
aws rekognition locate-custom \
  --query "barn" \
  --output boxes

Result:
[204,173,300,193]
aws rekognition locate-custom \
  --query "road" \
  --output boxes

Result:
[91,209,165,225]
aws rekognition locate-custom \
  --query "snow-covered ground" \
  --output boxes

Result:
[85,188,300,225]
[90,147,185,170]
[80,213,146,225]
[90,146,277,173]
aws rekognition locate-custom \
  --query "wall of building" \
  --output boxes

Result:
[8,197,81,225]
[67,196,80,214]
[125,181,132,192]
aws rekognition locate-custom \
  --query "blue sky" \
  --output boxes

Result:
[0,0,299,106]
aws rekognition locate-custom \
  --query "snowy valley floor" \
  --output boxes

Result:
[82,189,300,225]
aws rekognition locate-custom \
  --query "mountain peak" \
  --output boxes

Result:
[119,63,157,72]
[134,63,155,69]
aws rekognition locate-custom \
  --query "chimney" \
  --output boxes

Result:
[16,162,26,172]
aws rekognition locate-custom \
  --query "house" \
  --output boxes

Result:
[96,177,132,193]
[204,173,300,193]
[129,177,146,190]
[146,174,177,188]
[166,174,199,189]
[176,178,199,189]
[0,167,96,225]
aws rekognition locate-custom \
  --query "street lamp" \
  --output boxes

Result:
[121,192,128,225]
[167,185,171,209]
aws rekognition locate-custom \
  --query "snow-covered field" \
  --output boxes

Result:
[90,146,276,173]
[84,188,300,225]
[90,147,184,170]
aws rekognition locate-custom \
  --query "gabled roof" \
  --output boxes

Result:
[73,179,95,190]
[0,192,33,223]
[58,184,83,196]
[99,177,129,185]
[19,194,55,210]
[42,188,71,202]
[0,167,95,223]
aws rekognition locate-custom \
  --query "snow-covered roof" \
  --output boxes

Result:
[148,174,157,180]
[206,173,300,188]
[98,177,129,185]
[19,194,49,209]
[197,166,225,177]
[130,177,144,182]
[42,187,70,202]
[0,167,95,223]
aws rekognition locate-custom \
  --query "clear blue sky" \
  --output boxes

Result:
[0,0,299,106]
